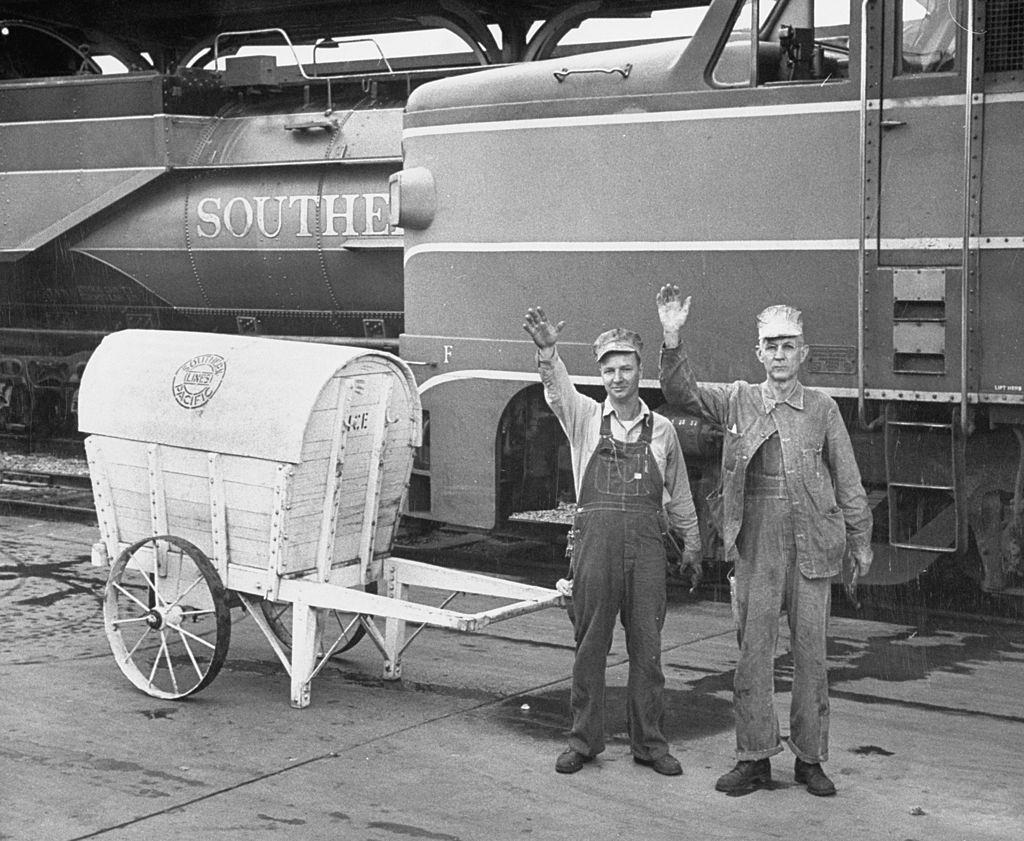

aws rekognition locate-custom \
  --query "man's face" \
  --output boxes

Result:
[756,336,809,383]
[599,351,641,402]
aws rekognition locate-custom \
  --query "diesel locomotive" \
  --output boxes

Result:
[391,0,1024,603]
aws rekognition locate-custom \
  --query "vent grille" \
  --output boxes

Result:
[986,0,1024,73]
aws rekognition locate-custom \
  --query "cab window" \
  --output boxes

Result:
[712,0,850,87]
[900,0,959,73]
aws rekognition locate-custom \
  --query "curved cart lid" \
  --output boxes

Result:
[78,330,417,464]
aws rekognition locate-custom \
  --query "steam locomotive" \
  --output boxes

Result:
[1,0,678,439]
[390,0,1024,604]
[1,39,406,439]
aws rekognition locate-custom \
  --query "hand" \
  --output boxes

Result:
[681,546,703,592]
[844,575,860,610]
[523,307,565,350]
[855,550,873,579]
[555,578,573,597]
[844,548,871,610]
[656,285,691,339]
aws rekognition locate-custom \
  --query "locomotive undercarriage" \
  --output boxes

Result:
[0,302,402,442]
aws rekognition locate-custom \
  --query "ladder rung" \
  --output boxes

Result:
[866,489,888,506]
[890,540,958,554]
[888,481,955,492]
[886,420,954,430]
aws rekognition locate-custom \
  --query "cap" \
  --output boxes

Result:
[756,304,803,340]
[592,328,643,361]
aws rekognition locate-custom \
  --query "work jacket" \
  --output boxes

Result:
[660,343,872,578]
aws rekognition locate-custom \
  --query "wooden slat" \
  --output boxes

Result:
[146,444,170,581]
[357,378,393,582]
[266,463,292,588]
[107,486,271,536]
[208,453,228,582]
[147,444,167,536]
[315,377,351,581]
[84,437,120,562]
[97,437,282,487]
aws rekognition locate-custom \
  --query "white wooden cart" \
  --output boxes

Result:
[80,330,561,707]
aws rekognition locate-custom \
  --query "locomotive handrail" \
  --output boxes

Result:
[212,27,394,114]
[856,0,872,428]
[313,37,395,76]
[212,28,394,79]
[553,63,632,82]
[959,0,977,434]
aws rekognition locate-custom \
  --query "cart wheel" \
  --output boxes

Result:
[103,535,231,699]
[259,581,377,657]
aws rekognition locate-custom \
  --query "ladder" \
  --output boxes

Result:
[883,405,965,554]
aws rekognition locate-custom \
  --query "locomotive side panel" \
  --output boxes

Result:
[71,166,402,313]
[977,93,1024,397]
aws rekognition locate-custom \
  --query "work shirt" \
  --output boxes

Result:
[659,343,872,578]
[537,347,700,544]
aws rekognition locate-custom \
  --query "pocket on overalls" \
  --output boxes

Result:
[596,450,645,495]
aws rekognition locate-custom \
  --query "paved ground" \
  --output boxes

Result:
[2,515,1023,841]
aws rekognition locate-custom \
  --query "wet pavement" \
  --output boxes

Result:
[2,514,1023,841]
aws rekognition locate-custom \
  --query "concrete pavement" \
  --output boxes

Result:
[2,515,1023,841]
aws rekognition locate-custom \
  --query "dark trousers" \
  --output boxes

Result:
[568,507,669,760]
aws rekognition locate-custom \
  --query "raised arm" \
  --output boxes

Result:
[523,306,593,437]
[656,285,730,427]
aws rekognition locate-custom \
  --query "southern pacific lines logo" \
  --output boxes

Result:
[172,354,227,409]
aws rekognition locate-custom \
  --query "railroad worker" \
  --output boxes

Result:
[655,285,872,797]
[522,306,701,777]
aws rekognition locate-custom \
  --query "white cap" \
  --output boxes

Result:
[756,304,803,340]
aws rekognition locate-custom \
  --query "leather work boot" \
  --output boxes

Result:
[714,758,771,793]
[794,759,837,796]
[555,748,592,774]
[634,753,683,776]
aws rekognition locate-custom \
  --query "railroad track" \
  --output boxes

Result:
[0,468,97,522]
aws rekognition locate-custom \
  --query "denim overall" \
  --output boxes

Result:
[733,433,831,763]
[568,412,670,761]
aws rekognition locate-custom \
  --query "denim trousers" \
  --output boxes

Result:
[733,488,832,764]
[568,507,668,761]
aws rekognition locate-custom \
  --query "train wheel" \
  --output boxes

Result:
[259,582,377,657]
[103,535,231,699]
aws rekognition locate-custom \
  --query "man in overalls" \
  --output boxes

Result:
[523,307,701,776]
[656,285,873,796]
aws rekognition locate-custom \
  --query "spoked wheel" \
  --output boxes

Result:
[259,581,377,658]
[103,535,231,699]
